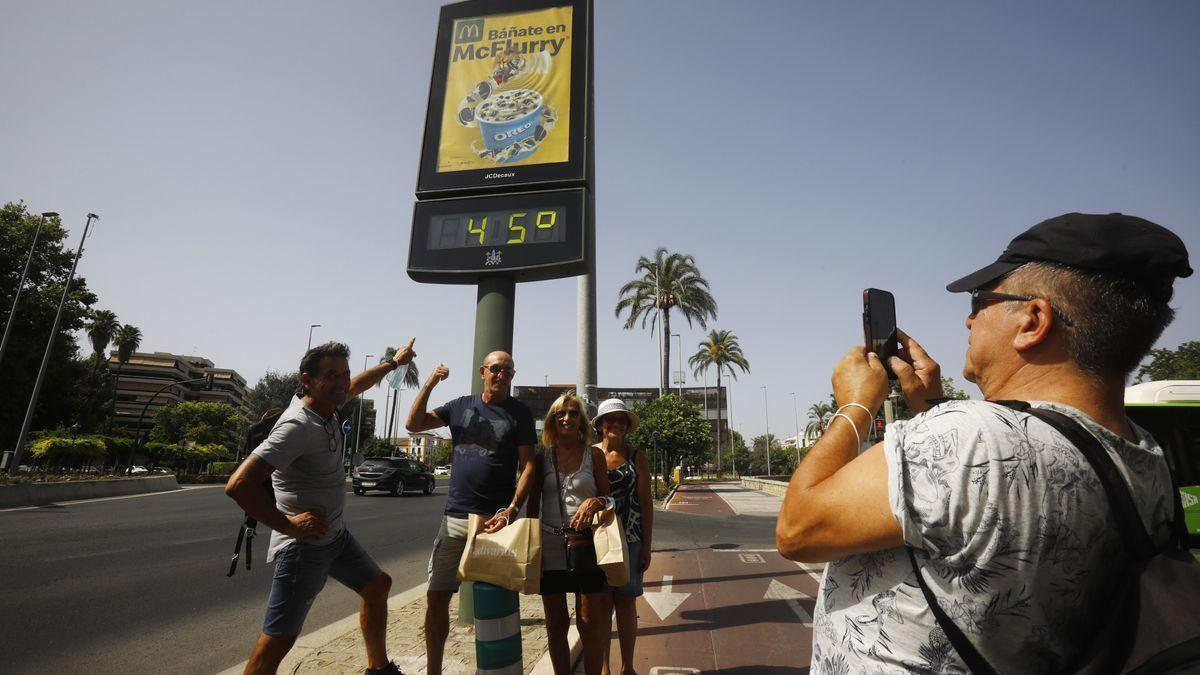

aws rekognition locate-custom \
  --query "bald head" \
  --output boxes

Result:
[479,351,515,402]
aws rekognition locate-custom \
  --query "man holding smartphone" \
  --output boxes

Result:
[777,213,1191,673]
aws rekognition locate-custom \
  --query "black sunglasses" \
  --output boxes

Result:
[485,364,515,376]
[970,290,1075,327]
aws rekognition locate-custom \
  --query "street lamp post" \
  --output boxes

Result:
[790,392,801,470]
[10,214,98,475]
[0,211,57,372]
[761,385,771,477]
[129,374,213,474]
[354,354,374,461]
[307,324,321,351]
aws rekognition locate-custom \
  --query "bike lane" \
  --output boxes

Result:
[611,483,820,674]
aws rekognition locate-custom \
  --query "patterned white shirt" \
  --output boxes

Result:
[810,400,1174,674]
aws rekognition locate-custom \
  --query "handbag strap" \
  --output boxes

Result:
[907,547,998,675]
[994,401,1157,559]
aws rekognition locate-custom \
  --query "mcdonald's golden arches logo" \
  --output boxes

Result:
[454,19,484,44]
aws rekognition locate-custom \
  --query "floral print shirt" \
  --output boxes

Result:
[810,400,1174,674]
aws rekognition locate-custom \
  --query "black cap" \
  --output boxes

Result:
[946,213,1192,301]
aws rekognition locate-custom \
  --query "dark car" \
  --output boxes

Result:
[352,457,436,497]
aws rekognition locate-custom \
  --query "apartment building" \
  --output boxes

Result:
[107,351,249,439]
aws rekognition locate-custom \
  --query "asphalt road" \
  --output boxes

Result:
[0,482,776,675]
[0,480,449,675]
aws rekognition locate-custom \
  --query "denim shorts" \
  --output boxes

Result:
[605,540,645,598]
[262,529,383,637]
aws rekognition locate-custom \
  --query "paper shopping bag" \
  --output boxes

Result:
[457,513,542,594]
[592,509,630,587]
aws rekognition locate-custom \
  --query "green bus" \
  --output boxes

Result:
[1125,380,1200,546]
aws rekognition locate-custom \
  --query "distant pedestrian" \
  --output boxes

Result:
[776,213,1191,672]
[405,350,538,675]
[531,390,613,675]
[593,398,652,675]
[226,339,416,675]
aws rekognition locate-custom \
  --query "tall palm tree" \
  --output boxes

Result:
[807,401,835,438]
[380,347,420,442]
[86,310,119,371]
[688,329,750,472]
[107,324,143,433]
[616,248,718,392]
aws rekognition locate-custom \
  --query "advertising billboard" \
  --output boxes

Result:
[417,0,590,197]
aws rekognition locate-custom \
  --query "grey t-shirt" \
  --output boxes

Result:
[811,400,1174,674]
[252,395,347,562]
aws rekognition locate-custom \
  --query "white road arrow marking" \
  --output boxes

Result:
[643,575,691,621]
[764,578,813,625]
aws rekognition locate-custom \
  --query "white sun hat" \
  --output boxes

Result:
[592,398,640,434]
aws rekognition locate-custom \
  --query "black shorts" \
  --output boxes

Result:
[539,546,606,595]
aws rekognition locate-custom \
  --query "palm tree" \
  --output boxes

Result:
[86,310,119,371]
[616,248,718,392]
[806,401,835,442]
[107,324,143,433]
[380,347,421,442]
[688,329,750,473]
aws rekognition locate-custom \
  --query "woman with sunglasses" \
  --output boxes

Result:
[532,391,612,674]
[592,399,652,675]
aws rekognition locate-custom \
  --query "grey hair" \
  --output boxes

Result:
[1003,262,1175,379]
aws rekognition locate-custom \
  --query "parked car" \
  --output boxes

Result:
[129,466,149,475]
[434,465,450,476]
[352,458,435,497]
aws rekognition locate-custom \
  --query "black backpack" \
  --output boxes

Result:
[226,410,284,577]
[908,401,1200,674]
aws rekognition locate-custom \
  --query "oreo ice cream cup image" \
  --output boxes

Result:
[475,88,544,162]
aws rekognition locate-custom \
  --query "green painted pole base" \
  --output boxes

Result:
[472,581,522,674]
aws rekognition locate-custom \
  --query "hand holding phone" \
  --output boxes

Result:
[863,288,899,380]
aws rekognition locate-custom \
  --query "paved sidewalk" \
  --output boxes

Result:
[220,582,573,675]
[579,481,820,673]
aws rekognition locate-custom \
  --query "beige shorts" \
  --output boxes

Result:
[427,514,470,593]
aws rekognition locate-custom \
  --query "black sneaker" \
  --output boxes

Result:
[364,661,403,675]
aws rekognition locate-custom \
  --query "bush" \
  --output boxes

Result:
[28,436,107,465]
[208,461,238,475]
[176,474,230,484]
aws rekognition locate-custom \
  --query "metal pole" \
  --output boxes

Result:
[472,277,515,396]
[576,189,597,413]
[0,212,56,372]
[10,214,97,474]
[307,324,321,351]
[761,385,771,477]
[354,354,373,458]
[656,273,663,396]
[790,392,801,469]
[726,368,734,477]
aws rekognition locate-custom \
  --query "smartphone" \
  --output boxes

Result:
[863,288,899,379]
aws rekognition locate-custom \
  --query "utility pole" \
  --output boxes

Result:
[354,354,373,461]
[10,214,98,474]
[790,392,801,470]
[0,211,57,372]
[761,385,771,477]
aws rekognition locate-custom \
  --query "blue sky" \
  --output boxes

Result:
[3,0,1198,441]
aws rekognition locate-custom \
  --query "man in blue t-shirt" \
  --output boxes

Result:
[406,350,537,675]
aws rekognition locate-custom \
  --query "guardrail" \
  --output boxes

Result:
[0,475,180,508]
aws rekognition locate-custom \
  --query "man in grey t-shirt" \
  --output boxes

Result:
[776,213,1191,672]
[227,339,415,675]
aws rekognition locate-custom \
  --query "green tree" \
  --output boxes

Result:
[941,376,971,400]
[150,401,240,450]
[0,203,98,450]
[752,433,788,476]
[687,329,750,473]
[1137,341,1200,382]
[360,436,395,458]
[807,400,835,433]
[616,248,718,392]
[628,394,712,482]
[246,370,301,421]
[344,398,376,450]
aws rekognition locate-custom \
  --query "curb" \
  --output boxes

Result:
[216,583,427,675]
[0,475,179,508]
[662,484,680,509]
[529,624,581,674]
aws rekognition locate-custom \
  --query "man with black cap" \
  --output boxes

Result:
[776,213,1192,673]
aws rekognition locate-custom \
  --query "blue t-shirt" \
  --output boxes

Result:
[434,394,536,516]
